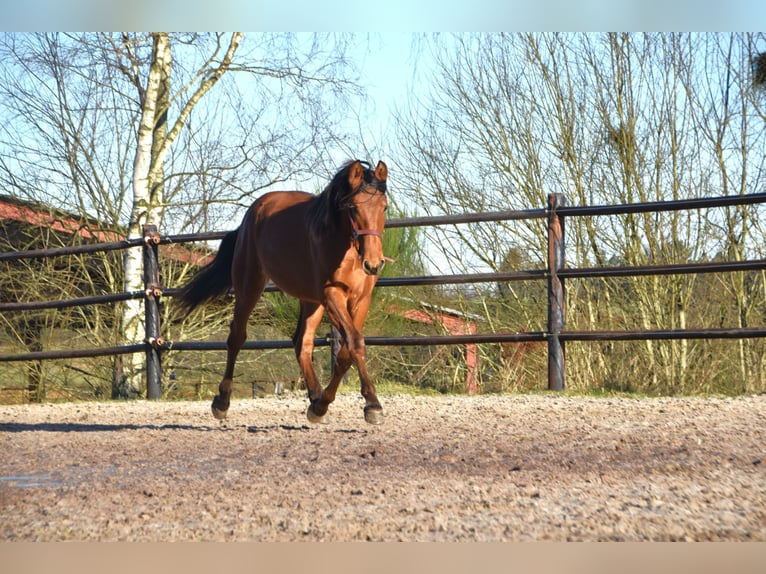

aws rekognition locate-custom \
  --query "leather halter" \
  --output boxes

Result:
[348,213,394,263]
[349,213,382,240]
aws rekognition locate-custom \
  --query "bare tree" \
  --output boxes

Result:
[394,33,766,394]
[112,33,245,397]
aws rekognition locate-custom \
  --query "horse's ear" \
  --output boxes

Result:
[374,161,388,182]
[348,160,364,189]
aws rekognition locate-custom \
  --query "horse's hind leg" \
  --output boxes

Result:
[293,301,329,423]
[318,341,353,414]
[213,270,266,420]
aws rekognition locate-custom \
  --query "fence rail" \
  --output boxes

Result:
[5,257,766,314]
[2,192,766,397]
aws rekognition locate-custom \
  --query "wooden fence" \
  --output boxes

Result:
[2,192,766,398]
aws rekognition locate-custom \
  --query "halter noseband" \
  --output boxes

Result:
[349,213,382,240]
[348,213,394,263]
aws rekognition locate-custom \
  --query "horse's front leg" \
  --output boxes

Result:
[324,288,383,425]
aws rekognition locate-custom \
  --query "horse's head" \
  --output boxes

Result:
[346,160,388,276]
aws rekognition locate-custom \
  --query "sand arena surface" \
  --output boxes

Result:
[1,393,764,541]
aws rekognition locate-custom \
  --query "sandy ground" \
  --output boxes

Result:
[1,392,764,541]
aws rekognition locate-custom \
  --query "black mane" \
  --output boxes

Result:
[308,160,384,235]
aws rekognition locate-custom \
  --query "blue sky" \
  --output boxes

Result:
[346,34,422,148]
[22,0,762,150]
[5,0,766,32]
[5,2,766,149]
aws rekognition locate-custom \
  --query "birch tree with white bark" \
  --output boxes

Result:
[116,32,244,397]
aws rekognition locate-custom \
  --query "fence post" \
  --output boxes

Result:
[143,224,163,399]
[547,193,566,391]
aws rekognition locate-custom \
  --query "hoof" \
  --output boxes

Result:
[306,406,329,425]
[364,407,384,425]
[211,396,229,420]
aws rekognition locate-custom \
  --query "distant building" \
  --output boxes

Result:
[391,298,481,395]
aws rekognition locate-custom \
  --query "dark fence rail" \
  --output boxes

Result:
[2,192,766,397]
[4,258,766,313]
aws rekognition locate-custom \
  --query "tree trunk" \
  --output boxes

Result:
[115,33,171,398]
[114,32,243,398]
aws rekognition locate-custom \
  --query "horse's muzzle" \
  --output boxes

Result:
[363,259,385,276]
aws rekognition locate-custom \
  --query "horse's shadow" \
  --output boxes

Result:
[0,422,363,433]
[0,422,227,433]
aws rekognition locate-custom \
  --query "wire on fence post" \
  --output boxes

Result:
[143,224,163,399]
[547,193,567,391]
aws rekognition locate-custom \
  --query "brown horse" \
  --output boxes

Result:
[175,160,389,424]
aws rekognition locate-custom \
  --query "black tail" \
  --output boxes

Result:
[175,229,239,317]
